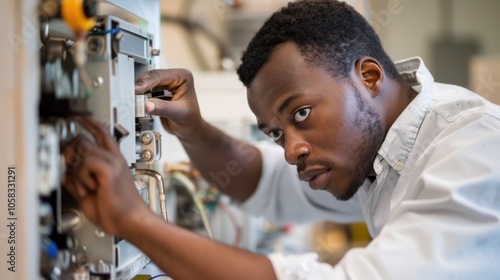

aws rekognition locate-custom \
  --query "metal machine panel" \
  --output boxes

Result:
[35,2,166,280]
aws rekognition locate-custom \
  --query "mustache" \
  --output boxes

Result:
[296,158,333,173]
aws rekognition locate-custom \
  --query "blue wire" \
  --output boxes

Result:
[148,274,170,280]
[89,28,121,35]
[108,28,121,35]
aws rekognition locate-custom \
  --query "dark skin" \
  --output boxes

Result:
[64,118,275,280]
[247,42,414,199]
[64,41,416,279]
[134,69,263,202]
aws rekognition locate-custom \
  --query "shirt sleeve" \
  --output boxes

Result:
[267,114,500,280]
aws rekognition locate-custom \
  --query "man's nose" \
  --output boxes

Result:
[284,135,310,165]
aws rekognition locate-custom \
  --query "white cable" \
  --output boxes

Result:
[135,169,168,221]
[170,172,214,240]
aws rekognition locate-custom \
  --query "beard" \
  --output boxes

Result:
[334,85,385,201]
[294,83,386,201]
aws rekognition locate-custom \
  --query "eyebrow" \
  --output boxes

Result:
[279,92,304,114]
[257,92,304,131]
[257,123,267,131]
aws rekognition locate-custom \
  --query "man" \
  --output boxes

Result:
[64,0,500,279]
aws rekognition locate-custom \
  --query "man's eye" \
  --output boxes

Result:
[268,130,283,142]
[293,108,311,123]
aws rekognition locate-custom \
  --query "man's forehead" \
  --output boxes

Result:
[246,87,266,117]
[247,43,305,99]
[246,86,278,128]
[245,41,347,117]
[256,43,305,77]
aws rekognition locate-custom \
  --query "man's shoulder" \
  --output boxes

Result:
[429,82,500,124]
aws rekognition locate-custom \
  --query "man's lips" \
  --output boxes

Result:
[299,168,331,190]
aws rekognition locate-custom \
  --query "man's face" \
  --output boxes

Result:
[247,42,385,200]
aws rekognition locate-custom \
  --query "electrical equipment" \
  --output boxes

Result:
[36,1,166,279]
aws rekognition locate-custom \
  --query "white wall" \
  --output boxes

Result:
[370,0,500,69]
[0,0,40,279]
[158,71,253,164]
[370,0,440,63]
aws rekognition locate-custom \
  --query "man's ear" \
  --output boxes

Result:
[354,57,384,98]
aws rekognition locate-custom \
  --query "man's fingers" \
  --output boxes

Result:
[64,176,87,198]
[77,164,98,191]
[63,135,91,172]
[134,69,193,94]
[135,69,162,93]
[145,100,155,114]
[145,98,171,116]
[63,134,122,195]
[75,117,120,154]
[64,135,116,168]
[64,154,98,196]
[146,97,195,120]
[77,183,88,197]
[67,151,119,195]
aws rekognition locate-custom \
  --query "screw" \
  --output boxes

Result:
[40,0,59,17]
[141,133,151,145]
[141,150,152,161]
[94,228,105,238]
[96,260,111,273]
[92,76,103,88]
[87,37,103,54]
[151,49,160,56]
[114,31,123,41]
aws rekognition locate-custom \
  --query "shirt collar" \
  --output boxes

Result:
[375,57,434,174]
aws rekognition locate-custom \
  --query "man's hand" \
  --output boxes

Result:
[135,69,204,141]
[63,117,151,236]
[136,69,262,202]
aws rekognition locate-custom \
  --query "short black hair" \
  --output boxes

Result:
[237,0,401,87]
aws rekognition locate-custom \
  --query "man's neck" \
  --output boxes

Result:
[380,79,418,135]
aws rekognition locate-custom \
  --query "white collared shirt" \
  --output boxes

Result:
[241,57,500,280]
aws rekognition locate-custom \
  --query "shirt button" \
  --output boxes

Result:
[394,161,404,171]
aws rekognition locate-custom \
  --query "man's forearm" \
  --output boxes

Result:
[170,118,262,202]
[123,212,277,280]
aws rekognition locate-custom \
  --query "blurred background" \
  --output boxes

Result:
[159,0,500,96]
[154,0,500,265]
